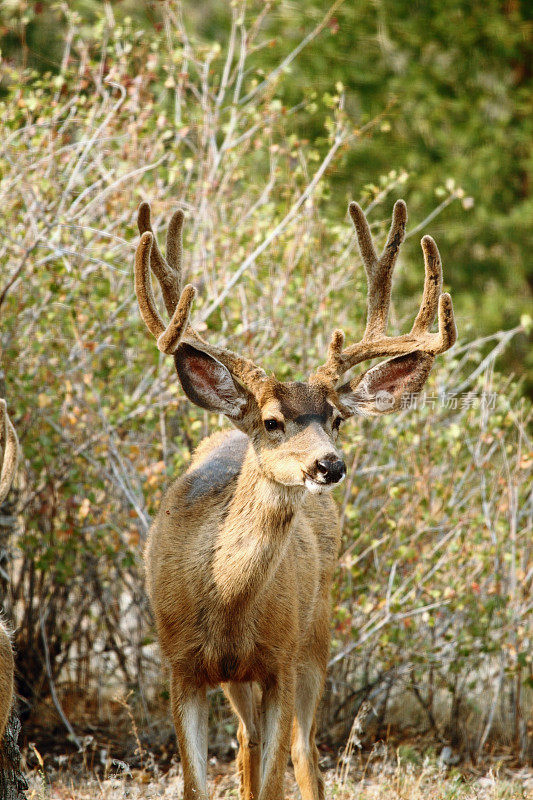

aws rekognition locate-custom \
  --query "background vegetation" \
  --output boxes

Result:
[2,0,531,378]
[0,0,531,783]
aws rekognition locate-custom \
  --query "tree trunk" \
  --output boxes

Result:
[0,711,27,799]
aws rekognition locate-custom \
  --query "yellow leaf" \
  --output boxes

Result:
[78,498,91,519]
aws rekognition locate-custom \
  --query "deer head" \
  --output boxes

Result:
[0,399,19,504]
[135,200,456,493]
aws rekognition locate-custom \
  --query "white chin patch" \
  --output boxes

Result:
[304,477,327,494]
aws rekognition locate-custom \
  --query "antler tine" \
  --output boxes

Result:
[314,200,456,386]
[137,202,184,316]
[410,235,443,335]
[405,235,456,353]
[135,232,165,339]
[433,291,456,354]
[166,207,184,275]
[349,199,407,339]
[0,399,19,504]
[312,329,345,387]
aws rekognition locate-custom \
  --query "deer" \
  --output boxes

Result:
[134,197,456,800]
[0,399,19,738]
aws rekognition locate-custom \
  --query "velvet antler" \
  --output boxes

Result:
[135,203,196,355]
[314,200,456,386]
[135,203,268,394]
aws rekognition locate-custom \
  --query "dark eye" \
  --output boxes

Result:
[332,417,342,431]
[264,418,282,432]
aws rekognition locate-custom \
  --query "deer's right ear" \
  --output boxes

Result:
[174,342,253,421]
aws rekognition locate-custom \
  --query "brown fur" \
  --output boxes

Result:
[146,428,339,686]
[0,622,13,738]
[0,400,19,738]
[134,199,457,800]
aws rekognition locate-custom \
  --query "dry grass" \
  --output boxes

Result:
[24,754,533,800]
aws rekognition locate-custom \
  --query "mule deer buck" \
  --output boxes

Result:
[134,198,456,800]
[0,400,19,738]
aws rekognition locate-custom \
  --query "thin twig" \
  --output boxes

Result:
[200,125,351,322]
[39,608,82,751]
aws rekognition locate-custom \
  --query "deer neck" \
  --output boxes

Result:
[211,444,303,608]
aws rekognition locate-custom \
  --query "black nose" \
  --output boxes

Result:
[316,457,346,483]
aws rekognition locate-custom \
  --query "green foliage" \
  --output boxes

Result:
[2,0,530,379]
[243,0,533,380]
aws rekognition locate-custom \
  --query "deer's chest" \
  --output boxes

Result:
[179,611,292,686]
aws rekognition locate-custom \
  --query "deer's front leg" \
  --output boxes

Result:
[259,670,295,800]
[291,661,326,800]
[223,681,262,800]
[170,670,209,800]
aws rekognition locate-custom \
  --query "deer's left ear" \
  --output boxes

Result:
[337,351,434,416]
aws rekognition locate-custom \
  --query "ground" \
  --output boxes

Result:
[23,747,533,799]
